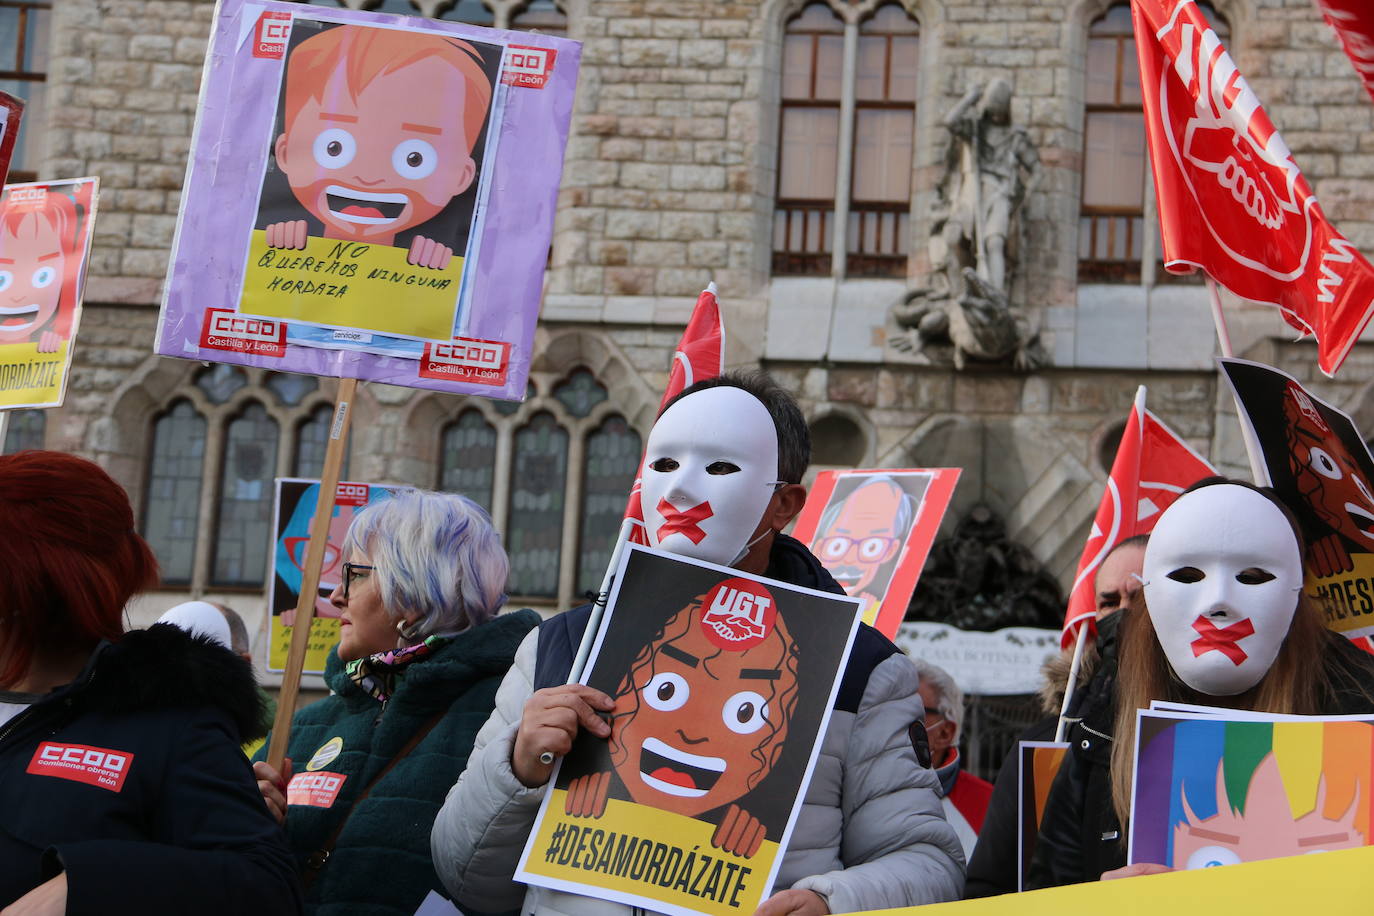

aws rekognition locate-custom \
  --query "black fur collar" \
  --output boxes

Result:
[74,623,269,742]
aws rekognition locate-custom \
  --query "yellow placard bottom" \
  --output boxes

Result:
[847,845,1374,915]
[522,790,780,916]
[0,339,68,408]
[268,614,341,675]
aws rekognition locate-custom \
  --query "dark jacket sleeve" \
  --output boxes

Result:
[45,709,303,915]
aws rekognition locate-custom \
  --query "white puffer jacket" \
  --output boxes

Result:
[432,616,965,915]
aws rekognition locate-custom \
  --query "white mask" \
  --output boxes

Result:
[1142,484,1303,696]
[641,387,781,567]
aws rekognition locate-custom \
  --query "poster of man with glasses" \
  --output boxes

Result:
[268,478,396,673]
[791,469,959,637]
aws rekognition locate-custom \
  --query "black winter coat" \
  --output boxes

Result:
[1028,615,1374,889]
[0,624,302,914]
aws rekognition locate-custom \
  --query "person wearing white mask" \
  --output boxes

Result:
[432,372,964,916]
[1030,479,1374,888]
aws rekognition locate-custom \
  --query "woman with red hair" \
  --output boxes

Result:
[0,451,302,914]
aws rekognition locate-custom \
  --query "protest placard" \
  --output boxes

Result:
[1221,358,1374,638]
[1129,708,1374,869]
[0,178,98,410]
[267,477,396,674]
[154,0,579,402]
[1016,740,1068,892]
[516,544,862,916]
[790,468,959,638]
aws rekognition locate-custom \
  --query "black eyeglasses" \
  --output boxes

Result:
[341,562,373,600]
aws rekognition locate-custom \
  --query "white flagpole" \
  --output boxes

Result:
[1054,623,1088,743]
[568,517,635,684]
[1207,277,1267,485]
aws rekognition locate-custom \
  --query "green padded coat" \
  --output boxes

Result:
[257,609,540,916]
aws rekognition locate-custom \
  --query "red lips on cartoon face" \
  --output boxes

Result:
[655,498,713,545]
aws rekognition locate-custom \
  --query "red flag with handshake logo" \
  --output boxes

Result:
[1132,0,1374,377]
[623,283,725,545]
[1061,387,1215,648]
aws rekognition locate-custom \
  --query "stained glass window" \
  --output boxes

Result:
[212,402,280,586]
[195,364,248,405]
[143,400,206,585]
[1,408,44,453]
[578,415,641,594]
[440,410,497,513]
[0,1,48,180]
[507,411,568,597]
[553,368,608,419]
[266,372,318,406]
[294,403,351,479]
[512,0,565,34]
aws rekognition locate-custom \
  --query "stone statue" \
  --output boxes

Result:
[890,79,1046,370]
[937,78,1040,294]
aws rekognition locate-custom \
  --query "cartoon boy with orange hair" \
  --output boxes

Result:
[265,24,493,270]
[0,189,82,354]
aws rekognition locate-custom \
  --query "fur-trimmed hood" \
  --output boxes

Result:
[73,623,269,743]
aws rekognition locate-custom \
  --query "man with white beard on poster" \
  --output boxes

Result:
[432,372,964,915]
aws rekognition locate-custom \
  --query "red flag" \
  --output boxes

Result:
[1061,387,1215,647]
[1133,0,1374,377]
[1316,0,1374,106]
[623,284,725,545]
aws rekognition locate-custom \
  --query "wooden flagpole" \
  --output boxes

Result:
[1207,277,1267,485]
[266,377,357,771]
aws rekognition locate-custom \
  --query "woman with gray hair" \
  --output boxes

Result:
[252,489,539,916]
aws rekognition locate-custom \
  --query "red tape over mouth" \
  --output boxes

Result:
[655,499,712,545]
[1190,616,1255,665]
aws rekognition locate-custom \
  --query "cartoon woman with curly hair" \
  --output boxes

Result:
[0,189,84,354]
[564,578,802,859]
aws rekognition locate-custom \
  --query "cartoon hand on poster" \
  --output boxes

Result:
[266,25,487,267]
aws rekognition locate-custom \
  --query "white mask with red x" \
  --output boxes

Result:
[640,387,781,568]
[1142,484,1303,696]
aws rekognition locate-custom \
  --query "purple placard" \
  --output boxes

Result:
[154,0,579,401]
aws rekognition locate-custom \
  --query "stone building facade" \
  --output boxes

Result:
[8,0,1374,668]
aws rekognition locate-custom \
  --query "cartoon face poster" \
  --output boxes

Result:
[155,0,579,402]
[516,545,861,916]
[0,178,98,409]
[1221,358,1374,639]
[790,468,960,638]
[267,477,395,674]
[1129,710,1374,870]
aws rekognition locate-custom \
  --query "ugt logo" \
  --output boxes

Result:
[700,577,777,651]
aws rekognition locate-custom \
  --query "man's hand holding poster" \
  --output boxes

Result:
[516,544,862,916]
[155,0,578,400]
[1220,358,1374,638]
[0,178,97,409]
[790,468,959,638]
[268,477,396,674]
